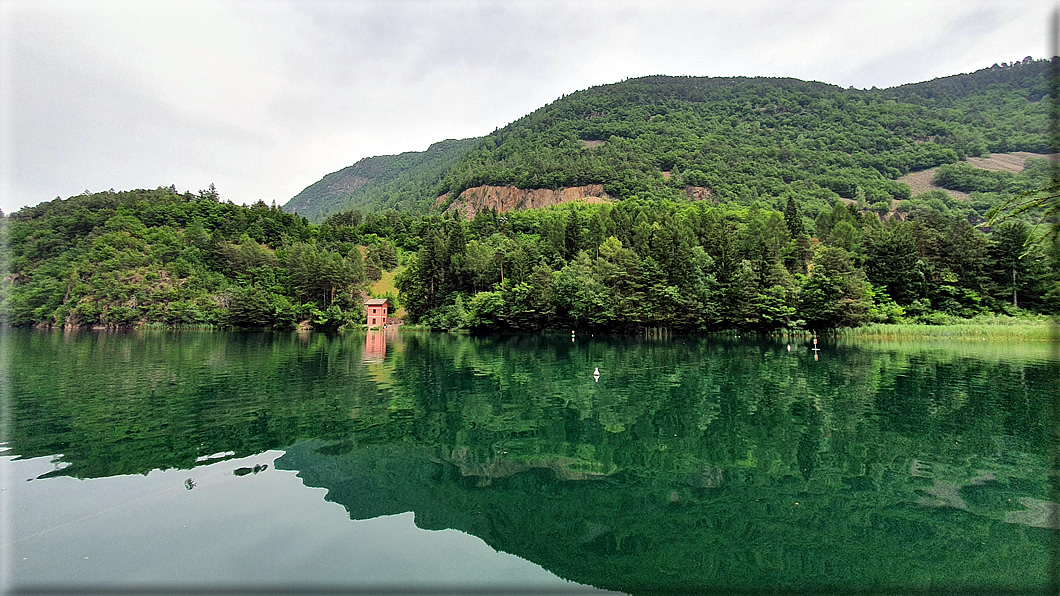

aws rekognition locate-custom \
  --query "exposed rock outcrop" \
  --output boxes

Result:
[443,184,611,218]
[326,175,370,194]
[684,185,713,201]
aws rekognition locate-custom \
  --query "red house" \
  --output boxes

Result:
[365,298,390,327]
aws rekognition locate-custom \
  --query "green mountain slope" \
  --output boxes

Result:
[1,187,376,329]
[288,60,1049,222]
[284,137,478,221]
[9,61,1053,331]
[435,60,1049,209]
[879,56,1049,106]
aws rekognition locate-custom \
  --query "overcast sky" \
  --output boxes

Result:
[0,0,1054,215]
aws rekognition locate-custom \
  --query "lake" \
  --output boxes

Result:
[2,328,1057,594]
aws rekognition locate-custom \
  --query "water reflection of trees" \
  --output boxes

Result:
[8,330,1055,591]
[278,334,1054,591]
[381,334,1052,488]
[10,330,1052,486]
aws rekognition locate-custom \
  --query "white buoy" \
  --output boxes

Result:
[593,367,600,382]
[787,344,791,352]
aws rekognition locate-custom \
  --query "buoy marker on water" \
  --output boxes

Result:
[593,367,600,382]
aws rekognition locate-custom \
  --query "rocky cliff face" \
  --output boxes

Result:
[443,184,611,218]
[683,186,712,201]
[326,175,370,194]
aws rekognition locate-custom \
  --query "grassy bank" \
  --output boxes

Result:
[838,316,1058,341]
[369,265,406,318]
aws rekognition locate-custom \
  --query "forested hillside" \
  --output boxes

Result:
[4,59,1058,332]
[288,58,1050,224]
[285,137,477,221]
[435,59,1049,216]
[391,193,1057,331]
[2,187,394,329]
[5,178,1055,331]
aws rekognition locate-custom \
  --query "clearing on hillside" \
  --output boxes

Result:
[896,170,971,201]
[896,151,1052,201]
[965,151,1051,173]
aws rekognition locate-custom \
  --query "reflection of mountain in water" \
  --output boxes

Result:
[9,330,1056,593]
[274,336,1055,594]
[277,439,1051,593]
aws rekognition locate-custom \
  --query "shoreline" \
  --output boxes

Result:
[8,319,1058,341]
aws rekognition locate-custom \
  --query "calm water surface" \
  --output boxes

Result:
[2,329,1057,594]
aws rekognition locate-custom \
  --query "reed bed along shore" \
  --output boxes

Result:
[838,319,1058,341]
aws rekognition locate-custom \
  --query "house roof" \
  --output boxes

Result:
[365,298,390,306]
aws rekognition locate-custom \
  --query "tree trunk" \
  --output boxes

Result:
[1012,267,1018,308]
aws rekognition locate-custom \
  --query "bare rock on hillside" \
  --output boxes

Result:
[445,184,610,218]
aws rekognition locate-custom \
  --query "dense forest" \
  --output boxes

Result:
[3,58,1058,331]
[2,187,375,329]
[390,186,1059,331]
[2,176,1057,331]
[287,58,1052,222]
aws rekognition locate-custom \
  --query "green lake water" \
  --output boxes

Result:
[2,328,1057,594]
